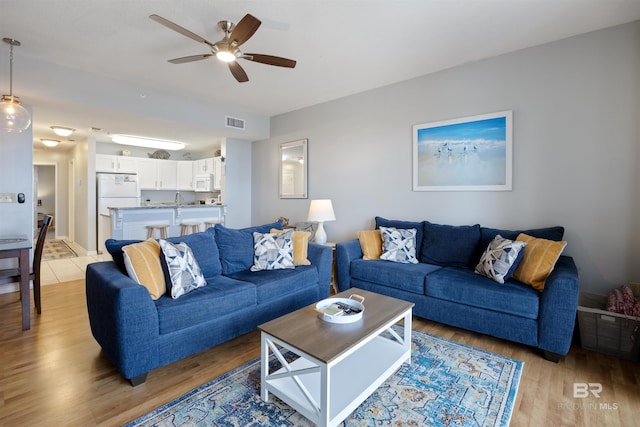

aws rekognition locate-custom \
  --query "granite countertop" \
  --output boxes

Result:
[108,204,224,210]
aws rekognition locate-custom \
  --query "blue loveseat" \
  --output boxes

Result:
[336,217,579,361]
[86,222,332,385]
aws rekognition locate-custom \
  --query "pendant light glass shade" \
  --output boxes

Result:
[1,38,31,133]
[1,95,31,133]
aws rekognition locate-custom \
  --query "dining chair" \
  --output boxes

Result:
[0,215,53,314]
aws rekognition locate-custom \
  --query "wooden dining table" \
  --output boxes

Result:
[0,236,32,330]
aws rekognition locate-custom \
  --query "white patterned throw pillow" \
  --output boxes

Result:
[475,234,527,284]
[159,239,207,299]
[251,229,295,271]
[379,226,419,264]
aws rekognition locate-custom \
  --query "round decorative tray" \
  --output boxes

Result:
[315,294,365,324]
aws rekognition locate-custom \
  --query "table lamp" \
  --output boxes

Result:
[307,199,336,245]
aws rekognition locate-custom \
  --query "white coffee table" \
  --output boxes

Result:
[259,288,414,427]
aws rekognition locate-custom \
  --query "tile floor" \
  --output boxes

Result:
[41,241,109,285]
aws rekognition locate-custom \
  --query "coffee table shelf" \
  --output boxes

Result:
[259,289,413,427]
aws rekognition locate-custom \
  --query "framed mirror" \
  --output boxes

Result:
[279,139,308,199]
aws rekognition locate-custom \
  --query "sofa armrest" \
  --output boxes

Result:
[537,255,579,356]
[336,239,363,292]
[307,243,333,299]
[86,261,160,380]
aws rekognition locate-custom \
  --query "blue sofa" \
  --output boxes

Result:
[86,222,332,385]
[336,217,579,361]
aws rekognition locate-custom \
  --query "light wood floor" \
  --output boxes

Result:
[1,280,638,427]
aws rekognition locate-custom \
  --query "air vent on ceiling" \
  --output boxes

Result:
[225,116,245,130]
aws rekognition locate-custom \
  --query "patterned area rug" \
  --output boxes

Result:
[42,239,78,260]
[125,329,523,427]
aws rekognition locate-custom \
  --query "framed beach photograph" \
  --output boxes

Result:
[413,111,513,191]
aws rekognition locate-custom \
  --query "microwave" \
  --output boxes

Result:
[194,174,214,192]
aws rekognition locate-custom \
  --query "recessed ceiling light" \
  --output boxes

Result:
[111,134,186,151]
[50,126,75,137]
[41,139,60,147]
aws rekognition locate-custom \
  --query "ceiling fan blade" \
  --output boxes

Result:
[243,53,297,68]
[228,61,249,83]
[230,14,261,47]
[150,14,213,47]
[168,54,213,64]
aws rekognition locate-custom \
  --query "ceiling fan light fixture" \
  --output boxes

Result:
[111,134,186,151]
[216,49,236,63]
[50,126,75,137]
[41,139,60,147]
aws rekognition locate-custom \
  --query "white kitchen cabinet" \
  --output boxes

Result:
[194,158,215,175]
[138,158,178,190]
[177,161,194,191]
[96,154,138,173]
[213,156,223,190]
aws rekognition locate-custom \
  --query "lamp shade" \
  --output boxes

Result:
[307,199,336,222]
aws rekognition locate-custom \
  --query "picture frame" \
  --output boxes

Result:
[413,111,513,191]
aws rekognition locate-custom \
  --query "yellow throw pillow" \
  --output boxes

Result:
[357,230,383,260]
[512,233,567,291]
[270,228,311,266]
[122,239,166,300]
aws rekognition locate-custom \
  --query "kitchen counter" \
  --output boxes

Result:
[102,205,226,249]
[113,203,225,210]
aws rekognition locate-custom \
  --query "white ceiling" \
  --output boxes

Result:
[2,0,640,152]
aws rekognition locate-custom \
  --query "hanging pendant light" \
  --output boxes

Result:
[1,38,31,133]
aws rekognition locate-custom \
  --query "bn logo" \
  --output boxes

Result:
[573,382,602,398]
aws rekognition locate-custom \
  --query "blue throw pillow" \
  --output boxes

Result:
[474,234,527,284]
[375,216,424,259]
[421,221,481,268]
[215,221,283,275]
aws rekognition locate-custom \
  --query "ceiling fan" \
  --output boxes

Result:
[149,13,296,83]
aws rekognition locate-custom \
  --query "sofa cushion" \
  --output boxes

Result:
[159,239,207,299]
[375,217,424,259]
[357,230,383,260]
[379,226,419,264]
[105,228,222,278]
[512,233,567,291]
[425,267,540,320]
[251,229,295,272]
[474,234,527,284]
[215,221,283,275]
[228,265,319,304]
[122,239,166,300]
[154,275,257,334]
[350,258,442,295]
[421,222,481,268]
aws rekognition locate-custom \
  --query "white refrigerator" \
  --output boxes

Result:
[97,173,140,254]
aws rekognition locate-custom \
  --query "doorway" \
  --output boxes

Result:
[34,164,56,239]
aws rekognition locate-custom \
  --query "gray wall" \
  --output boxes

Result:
[253,21,640,294]
[223,138,252,228]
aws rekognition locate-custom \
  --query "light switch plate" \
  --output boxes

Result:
[0,193,16,203]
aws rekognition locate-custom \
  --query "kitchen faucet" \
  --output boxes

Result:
[174,191,183,206]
